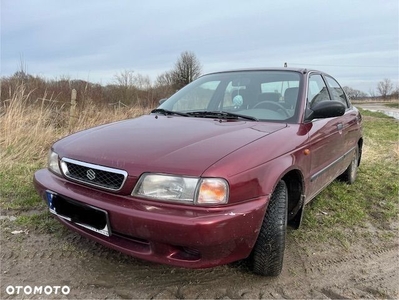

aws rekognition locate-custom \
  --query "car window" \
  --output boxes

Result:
[161,70,302,123]
[308,74,330,107]
[261,81,299,97]
[172,81,220,111]
[219,82,247,109]
[325,76,349,108]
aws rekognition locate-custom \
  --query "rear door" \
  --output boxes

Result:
[324,75,360,170]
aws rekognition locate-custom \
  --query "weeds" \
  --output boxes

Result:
[0,84,151,220]
[15,211,62,233]
[1,83,151,168]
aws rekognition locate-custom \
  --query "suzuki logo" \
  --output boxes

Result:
[86,169,96,180]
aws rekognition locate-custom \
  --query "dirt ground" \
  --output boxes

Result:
[355,103,399,120]
[1,210,398,300]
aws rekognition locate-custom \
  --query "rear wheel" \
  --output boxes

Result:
[339,145,359,184]
[251,180,288,276]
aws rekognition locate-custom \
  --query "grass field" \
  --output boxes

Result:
[384,102,399,109]
[1,86,398,242]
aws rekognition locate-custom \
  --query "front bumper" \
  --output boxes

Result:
[34,169,268,268]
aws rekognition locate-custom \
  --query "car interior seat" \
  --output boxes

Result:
[283,87,299,110]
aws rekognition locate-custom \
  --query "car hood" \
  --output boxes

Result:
[54,115,287,176]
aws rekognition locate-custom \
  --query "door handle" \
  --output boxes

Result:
[337,123,343,131]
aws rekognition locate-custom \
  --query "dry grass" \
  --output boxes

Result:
[360,114,399,164]
[0,84,151,169]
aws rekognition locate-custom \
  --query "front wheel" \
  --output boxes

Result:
[251,180,288,276]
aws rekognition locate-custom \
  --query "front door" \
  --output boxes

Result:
[305,73,345,201]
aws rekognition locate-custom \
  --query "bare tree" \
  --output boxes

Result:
[133,73,153,107]
[114,70,135,87]
[156,71,174,87]
[392,83,399,100]
[343,86,367,100]
[154,71,175,100]
[377,78,393,100]
[113,70,137,106]
[171,51,202,90]
[133,74,151,90]
[368,88,377,100]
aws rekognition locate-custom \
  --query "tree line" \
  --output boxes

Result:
[1,51,397,110]
[0,51,202,109]
[343,78,398,100]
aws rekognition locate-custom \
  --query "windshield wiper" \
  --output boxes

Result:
[151,108,189,117]
[187,111,258,121]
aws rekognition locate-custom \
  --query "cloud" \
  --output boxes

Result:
[1,0,398,92]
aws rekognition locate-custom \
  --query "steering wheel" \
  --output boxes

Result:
[252,101,290,117]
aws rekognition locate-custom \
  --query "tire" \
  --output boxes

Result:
[339,145,359,184]
[251,180,288,276]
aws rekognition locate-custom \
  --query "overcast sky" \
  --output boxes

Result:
[1,0,398,93]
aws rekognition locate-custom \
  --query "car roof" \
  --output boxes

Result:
[203,67,328,76]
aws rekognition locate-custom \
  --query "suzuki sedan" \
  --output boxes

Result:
[34,68,363,276]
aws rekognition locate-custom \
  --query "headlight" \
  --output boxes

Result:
[132,174,229,205]
[48,149,62,176]
[133,174,198,202]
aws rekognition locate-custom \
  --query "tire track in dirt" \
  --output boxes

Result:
[298,242,399,299]
[1,221,398,299]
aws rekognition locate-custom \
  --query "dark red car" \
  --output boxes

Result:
[34,68,363,276]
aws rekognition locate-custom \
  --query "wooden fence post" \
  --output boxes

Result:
[69,89,77,130]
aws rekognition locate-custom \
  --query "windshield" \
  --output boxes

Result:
[158,70,302,123]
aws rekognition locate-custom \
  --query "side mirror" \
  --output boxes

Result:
[159,98,167,105]
[305,100,345,121]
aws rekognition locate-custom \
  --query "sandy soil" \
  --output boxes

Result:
[1,212,398,299]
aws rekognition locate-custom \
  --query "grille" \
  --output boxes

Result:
[60,158,127,191]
